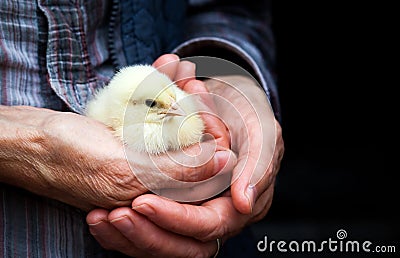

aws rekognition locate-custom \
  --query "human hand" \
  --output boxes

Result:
[0,105,139,211]
[0,72,234,211]
[87,54,284,257]
[202,75,284,216]
[157,58,283,214]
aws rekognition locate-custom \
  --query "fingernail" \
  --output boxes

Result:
[88,220,106,236]
[132,204,156,216]
[88,227,98,236]
[110,216,134,233]
[87,220,105,227]
[245,186,256,214]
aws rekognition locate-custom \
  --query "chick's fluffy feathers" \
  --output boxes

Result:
[85,65,204,154]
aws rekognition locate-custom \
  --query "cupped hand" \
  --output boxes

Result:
[87,186,275,257]
[202,75,284,215]
[163,58,284,215]
[156,56,284,215]
[86,54,284,257]
[0,55,234,211]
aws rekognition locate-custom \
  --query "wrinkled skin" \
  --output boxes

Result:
[86,54,285,257]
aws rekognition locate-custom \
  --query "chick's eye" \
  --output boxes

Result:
[145,99,157,108]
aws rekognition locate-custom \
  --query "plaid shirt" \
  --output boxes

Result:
[0,0,113,112]
[1,0,277,257]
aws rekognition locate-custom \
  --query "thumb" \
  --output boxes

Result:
[125,142,237,200]
[182,79,231,149]
[151,149,237,203]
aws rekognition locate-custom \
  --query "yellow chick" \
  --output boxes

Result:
[85,65,205,154]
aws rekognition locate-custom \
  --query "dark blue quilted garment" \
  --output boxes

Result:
[109,0,186,67]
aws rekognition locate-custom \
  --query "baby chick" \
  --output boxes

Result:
[85,65,205,154]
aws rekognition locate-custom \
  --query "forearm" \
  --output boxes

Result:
[0,105,142,211]
[0,105,52,193]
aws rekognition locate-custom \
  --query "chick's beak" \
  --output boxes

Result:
[165,102,186,117]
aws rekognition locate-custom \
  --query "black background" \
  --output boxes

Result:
[248,2,396,257]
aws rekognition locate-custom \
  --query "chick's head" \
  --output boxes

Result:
[113,66,204,154]
[122,68,185,125]
[86,65,204,154]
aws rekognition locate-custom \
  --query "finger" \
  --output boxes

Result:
[132,194,249,242]
[126,142,236,188]
[87,209,142,255]
[229,118,265,214]
[152,54,180,80]
[182,80,231,149]
[249,179,275,224]
[231,119,283,215]
[86,208,109,225]
[127,147,236,203]
[174,61,196,88]
[154,171,233,203]
[244,121,283,213]
[108,207,218,258]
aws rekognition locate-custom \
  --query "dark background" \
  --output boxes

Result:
[247,2,396,257]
